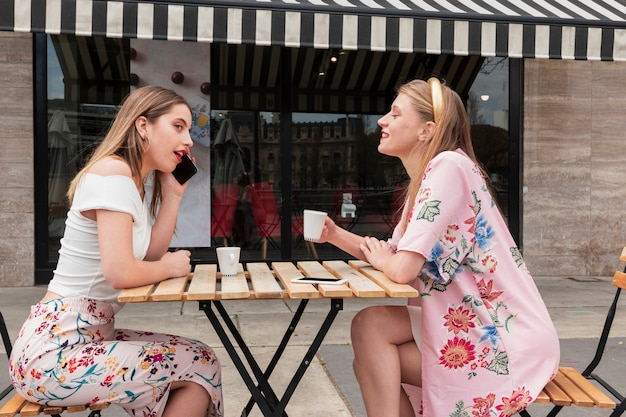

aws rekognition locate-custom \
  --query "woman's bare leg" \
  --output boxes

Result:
[400,385,415,417]
[351,305,421,417]
[399,342,422,417]
[162,381,212,417]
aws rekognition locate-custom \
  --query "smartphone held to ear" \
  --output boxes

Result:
[172,153,198,184]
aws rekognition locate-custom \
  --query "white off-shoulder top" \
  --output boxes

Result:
[48,174,151,313]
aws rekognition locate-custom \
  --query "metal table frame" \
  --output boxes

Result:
[199,298,344,417]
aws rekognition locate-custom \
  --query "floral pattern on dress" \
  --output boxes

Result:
[9,298,223,417]
[392,150,559,417]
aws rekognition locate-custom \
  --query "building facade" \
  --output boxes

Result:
[0,1,625,286]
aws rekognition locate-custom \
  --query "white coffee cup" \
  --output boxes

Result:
[216,247,241,276]
[303,209,328,242]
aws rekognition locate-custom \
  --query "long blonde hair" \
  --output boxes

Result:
[398,78,485,231]
[67,86,191,217]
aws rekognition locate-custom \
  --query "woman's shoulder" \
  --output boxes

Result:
[427,149,474,172]
[433,149,472,164]
[74,172,143,214]
[87,156,132,178]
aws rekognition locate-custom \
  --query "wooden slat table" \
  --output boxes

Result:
[118,260,418,417]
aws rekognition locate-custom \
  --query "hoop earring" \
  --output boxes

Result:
[427,77,443,124]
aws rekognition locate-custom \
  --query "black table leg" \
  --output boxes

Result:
[242,299,310,415]
[269,299,343,417]
[200,300,275,416]
[199,298,343,417]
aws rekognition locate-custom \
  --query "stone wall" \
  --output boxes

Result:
[0,32,34,286]
[523,59,626,277]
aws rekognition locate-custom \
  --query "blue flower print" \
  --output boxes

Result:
[423,242,447,283]
[475,214,495,250]
[423,261,445,283]
[479,324,500,346]
[428,241,444,262]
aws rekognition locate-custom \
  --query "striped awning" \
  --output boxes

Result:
[3,0,626,61]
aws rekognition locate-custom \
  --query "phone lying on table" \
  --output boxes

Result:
[291,276,348,285]
[172,153,198,184]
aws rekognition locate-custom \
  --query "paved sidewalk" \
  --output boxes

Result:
[1,275,625,416]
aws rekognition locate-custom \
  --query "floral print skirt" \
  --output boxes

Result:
[9,297,223,417]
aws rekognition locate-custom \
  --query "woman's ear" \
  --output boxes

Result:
[135,116,148,139]
[417,121,436,142]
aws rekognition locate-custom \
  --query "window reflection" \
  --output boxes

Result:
[46,34,129,266]
[468,58,510,220]
[289,113,405,258]
[207,111,408,261]
[43,36,510,268]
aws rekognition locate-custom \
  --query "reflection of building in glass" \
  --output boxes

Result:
[240,116,404,190]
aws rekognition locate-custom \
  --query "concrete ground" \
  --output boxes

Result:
[1,275,625,416]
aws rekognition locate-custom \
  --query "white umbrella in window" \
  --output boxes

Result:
[48,110,77,236]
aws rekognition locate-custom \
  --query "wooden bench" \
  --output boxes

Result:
[519,246,626,416]
[0,312,109,417]
[0,396,108,417]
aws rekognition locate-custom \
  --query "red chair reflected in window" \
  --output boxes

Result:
[247,182,281,259]
[211,184,239,246]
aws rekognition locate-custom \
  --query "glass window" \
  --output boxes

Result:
[41,37,511,272]
[289,113,404,258]
[46,34,129,268]
[468,58,510,220]
[205,111,282,261]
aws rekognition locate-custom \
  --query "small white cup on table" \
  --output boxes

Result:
[303,209,328,242]
[216,247,241,276]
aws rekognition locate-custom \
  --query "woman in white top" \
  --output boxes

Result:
[9,86,223,417]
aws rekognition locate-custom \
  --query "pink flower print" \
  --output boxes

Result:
[439,336,476,369]
[423,164,433,180]
[481,255,498,273]
[496,387,532,416]
[101,374,115,387]
[443,305,476,334]
[472,393,496,417]
[444,224,459,243]
[417,187,431,204]
[464,215,476,236]
[477,278,503,309]
[68,358,78,373]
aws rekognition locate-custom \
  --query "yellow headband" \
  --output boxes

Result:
[427,77,443,124]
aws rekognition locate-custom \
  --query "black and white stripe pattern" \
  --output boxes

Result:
[2,0,626,61]
[51,35,129,104]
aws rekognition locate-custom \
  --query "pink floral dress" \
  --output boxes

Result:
[390,150,559,417]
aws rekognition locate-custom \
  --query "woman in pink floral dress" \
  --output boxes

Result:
[319,78,559,416]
